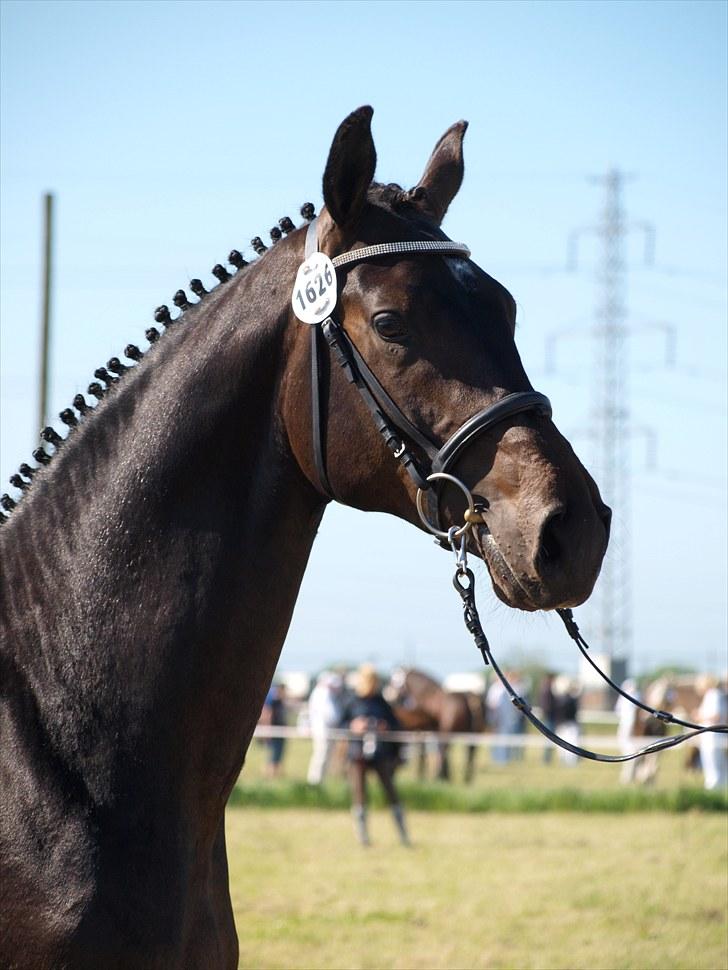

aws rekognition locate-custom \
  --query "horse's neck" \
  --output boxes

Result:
[1,256,324,808]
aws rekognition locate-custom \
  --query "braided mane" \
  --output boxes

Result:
[0,181,441,524]
[0,205,317,524]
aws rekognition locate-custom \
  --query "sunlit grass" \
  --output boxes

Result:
[226,808,728,970]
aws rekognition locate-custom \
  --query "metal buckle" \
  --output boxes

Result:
[415,472,475,540]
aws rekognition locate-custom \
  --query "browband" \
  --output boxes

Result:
[304,217,470,266]
[332,240,471,268]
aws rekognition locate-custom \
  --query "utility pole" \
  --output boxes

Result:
[38,192,54,431]
[554,170,658,670]
[592,169,631,663]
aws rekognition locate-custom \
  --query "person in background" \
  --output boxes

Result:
[486,672,523,763]
[554,675,580,767]
[341,664,409,847]
[697,675,728,791]
[538,672,557,763]
[307,671,343,785]
[616,677,642,784]
[261,682,287,778]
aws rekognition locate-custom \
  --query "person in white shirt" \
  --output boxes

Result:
[616,678,641,784]
[486,674,522,763]
[697,675,728,791]
[306,671,343,785]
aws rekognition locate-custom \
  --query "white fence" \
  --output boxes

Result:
[251,724,690,753]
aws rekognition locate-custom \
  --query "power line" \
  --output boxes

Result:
[552,170,663,670]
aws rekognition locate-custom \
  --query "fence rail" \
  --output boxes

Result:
[252,725,706,752]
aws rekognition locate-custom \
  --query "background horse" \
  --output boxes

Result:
[389,667,486,782]
[0,106,610,969]
[621,676,703,784]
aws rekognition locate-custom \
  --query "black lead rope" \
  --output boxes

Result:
[452,566,728,764]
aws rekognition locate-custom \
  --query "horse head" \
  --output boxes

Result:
[283,106,611,612]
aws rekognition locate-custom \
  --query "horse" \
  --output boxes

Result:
[0,106,611,969]
[620,676,704,784]
[389,667,486,782]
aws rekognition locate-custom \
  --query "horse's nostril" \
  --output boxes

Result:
[539,508,566,565]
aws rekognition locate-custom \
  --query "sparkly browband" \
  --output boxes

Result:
[332,240,470,269]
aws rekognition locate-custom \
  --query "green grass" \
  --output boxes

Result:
[238,735,725,811]
[226,808,728,970]
[229,740,727,968]
[230,778,727,813]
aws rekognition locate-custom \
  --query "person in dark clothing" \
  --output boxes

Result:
[261,683,287,777]
[341,664,410,847]
[538,673,558,763]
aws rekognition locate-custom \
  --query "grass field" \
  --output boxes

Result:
[228,739,728,969]
[226,808,727,970]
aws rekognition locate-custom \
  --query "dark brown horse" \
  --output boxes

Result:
[390,667,486,782]
[0,107,610,968]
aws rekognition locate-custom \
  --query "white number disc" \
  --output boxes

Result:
[291,252,338,325]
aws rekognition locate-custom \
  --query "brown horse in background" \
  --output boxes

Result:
[389,667,486,782]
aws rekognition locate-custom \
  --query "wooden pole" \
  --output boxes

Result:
[38,192,54,431]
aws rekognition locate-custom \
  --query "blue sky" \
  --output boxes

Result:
[1,0,726,677]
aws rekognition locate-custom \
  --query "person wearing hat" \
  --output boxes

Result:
[340,664,410,847]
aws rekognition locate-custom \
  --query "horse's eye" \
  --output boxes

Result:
[373,312,408,343]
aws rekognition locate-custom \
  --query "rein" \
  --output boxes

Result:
[299,219,728,763]
[449,537,728,763]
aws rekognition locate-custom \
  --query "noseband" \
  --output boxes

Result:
[302,218,552,536]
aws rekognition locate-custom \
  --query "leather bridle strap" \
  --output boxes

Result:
[306,222,552,509]
[310,325,334,499]
[321,318,433,491]
[432,392,552,475]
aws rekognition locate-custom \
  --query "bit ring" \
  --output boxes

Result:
[416,472,475,540]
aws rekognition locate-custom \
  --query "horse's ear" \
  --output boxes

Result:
[410,120,468,225]
[323,106,377,228]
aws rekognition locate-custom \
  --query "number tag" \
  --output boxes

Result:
[291,252,338,325]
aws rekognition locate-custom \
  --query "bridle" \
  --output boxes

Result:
[304,219,552,530]
[300,219,728,762]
